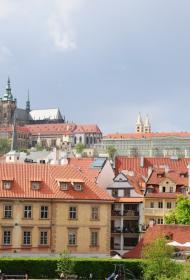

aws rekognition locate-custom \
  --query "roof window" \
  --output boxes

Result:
[73,183,82,191]
[31,181,41,190]
[60,182,69,191]
[2,180,12,190]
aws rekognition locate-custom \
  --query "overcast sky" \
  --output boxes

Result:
[0,0,189,134]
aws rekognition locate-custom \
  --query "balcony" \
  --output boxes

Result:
[111,210,122,216]
[111,227,139,234]
[123,210,139,217]
[144,208,171,216]
[111,227,122,233]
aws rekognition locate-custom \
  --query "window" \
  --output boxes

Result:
[162,187,166,193]
[158,202,163,208]
[3,181,12,190]
[3,230,11,245]
[4,205,12,219]
[69,207,77,219]
[157,218,163,224]
[40,206,48,219]
[23,231,31,245]
[90,231,98,247]
[31,181,40,190]
[124,188,130,197]
[112,189,118,197]
[68,230,77,246]
[24,205,32,219]
[60,182,68,191]
[167,202,172,209]
[150,202,154,208]
[74,183,82,191]
[169,187,174,193]
[91,207,99,220]
[40,230,48,245]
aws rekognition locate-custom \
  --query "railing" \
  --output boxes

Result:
[112,210,139,217]
[144,208,171,215]
[111,227,139,233]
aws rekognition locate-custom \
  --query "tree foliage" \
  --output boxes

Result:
[56,251,74,279]
[106,145,117,159]
[75,143,85,154]
[142,237,179,280]
[165,195,190,224]
[0,138,11,154]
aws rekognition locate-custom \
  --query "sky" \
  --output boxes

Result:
[0,0,189,134]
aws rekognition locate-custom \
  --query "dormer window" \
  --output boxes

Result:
[31,181,40,190]
[74,183,82,191]
[60,182,68,191]
[3,181,12,190]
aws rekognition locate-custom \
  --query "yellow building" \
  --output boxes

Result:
[0,163,113,257]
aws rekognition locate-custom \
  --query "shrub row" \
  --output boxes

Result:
[0,257,144,279]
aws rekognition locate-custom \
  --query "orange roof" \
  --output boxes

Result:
[0,126,30,134]
[25,123,102,136]
[147,169,189,186]
[69,158,101,182]
[0,163,113,201]
[115,197,143,203]
[105,132,190,139]
[123,224,190,258]
[115,157,190,177]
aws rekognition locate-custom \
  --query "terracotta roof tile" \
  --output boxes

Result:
[105,132,190,139]
[123,224,190,258]
[115,157,190,178]
[0,163,113,201]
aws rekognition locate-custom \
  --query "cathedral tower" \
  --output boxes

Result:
[136,113,144,133]
[0,78,17,126]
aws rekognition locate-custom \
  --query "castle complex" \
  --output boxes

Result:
[0,78,65,126]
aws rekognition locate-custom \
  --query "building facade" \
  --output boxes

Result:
[0,163,113,256]
[107,172,144,256]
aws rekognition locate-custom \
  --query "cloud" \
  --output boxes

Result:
[0,45,12,63]
[48,0,83,51]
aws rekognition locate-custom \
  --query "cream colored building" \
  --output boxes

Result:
[0,163,113,257]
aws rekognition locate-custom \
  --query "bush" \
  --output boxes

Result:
[0,257,143,279]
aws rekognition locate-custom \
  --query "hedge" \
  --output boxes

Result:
[0,257,144,279]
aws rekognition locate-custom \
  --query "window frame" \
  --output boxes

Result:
[69,206,77,220]
[68,230,77,246]
[40,205,49,219]
[39,230,49,246]
[91,207,99,220]
[3,229,12,246]
[90,231,99,247]
[23,205,32,219]
[3,204,12,219]
[23,230,32,246]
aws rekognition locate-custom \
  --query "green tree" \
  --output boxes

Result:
[165,195,190,224]
[75,143,85,154]
[142,237,179,280]
[0,138,11,154]
[56,251,74,280]
[106,145,117,159]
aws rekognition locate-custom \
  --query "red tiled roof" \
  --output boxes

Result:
[0,126,30,134]
[123,224,190,258]
[25,123,76,136]
[105,132,190,139]
[69,158,100,181]
[0,163,113,201]
[147,169,188,186]
[25,123,102,136]
[115,157,190,177]
[74,124,102,134]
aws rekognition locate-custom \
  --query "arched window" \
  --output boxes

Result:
[74,136,77,144]
[79,136,82,143]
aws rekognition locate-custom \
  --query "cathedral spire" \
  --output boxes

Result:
[26,89,31,112]
[3,77,13,101]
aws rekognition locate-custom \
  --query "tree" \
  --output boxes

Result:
[165,195,190,224]
[106,145,117,159]
[56,251,74,280]
[75,143,85,154]
[142,237,179,280]
[0,138,11,154]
